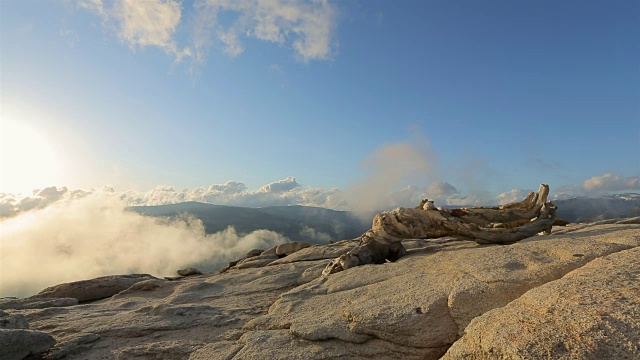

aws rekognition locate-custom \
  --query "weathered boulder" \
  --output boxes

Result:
[443,246,640,359]
[0,310,57,359]
[218,260,240,274]
[235,254,279,269]
[615,216,640,224]
[0,297,78,310]
[164,276,184,281]
[245,249,264,258]
[260,246,278,256]
[177,268,203,276]
[35,274,158,302]
[47,333,101,359]
[275,241,311,256]
[218,248,284,274]
[221,244,313,274]
[0,328,56,360]
[269,240,357,265]
[0,310,29,329]
[117,279,170,295]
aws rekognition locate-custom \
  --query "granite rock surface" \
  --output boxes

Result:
[1,220,638,359]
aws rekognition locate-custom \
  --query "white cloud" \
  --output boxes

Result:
[192,0,337,62]
[0,187,93,218]
[218,29,244,57]
[0,194,288,297]
[112,176,345,209]
[426,181,458,198]
[78,0,107,18]
[208,180,246,194]
[117,0,181,49]
[78,0,338,63]
[257,176,299,193]
[79,0,191,60]
[583,173,640,192]
[496,189,532,205]
[520,173,640,201]
[0,195,17,217]
[347,140,436,213]
[386,185,425,209]
[440,193,496,207]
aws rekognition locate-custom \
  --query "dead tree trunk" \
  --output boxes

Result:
[323,184,556,275]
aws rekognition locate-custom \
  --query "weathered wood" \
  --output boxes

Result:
[323,184,557,275]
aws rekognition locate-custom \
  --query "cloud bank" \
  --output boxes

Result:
[495,189,533,205]
[583,173,640,192]
[77,0,338,62]
[3,171,638,220]
[0,194,288,297]
[0,177,349,219]
[124,176,348,209]
[0,187,92,218]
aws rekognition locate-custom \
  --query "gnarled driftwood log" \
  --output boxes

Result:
[323,184,556,275]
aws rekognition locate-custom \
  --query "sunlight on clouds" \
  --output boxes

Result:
[0,194,289,297]
[0,177,348,219]
[79,0,191,60]
[0,119,64,194]
[291,1,336,61]
[257,176,299,193]
[583,173,640,192]
[347,141,435,213]
[78,0,106,18]
[496,188,532,205]
[117,0,183,53]
[218,29,244,57]
[197,0,337,62]
[77,0,337,63]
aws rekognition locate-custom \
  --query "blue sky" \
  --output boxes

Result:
[1,0,639,207]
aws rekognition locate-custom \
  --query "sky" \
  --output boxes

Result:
[1,0,639,209]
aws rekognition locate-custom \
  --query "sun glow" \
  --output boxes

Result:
[0,118,64,194]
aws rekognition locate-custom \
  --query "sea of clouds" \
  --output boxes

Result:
[0,194,289,297]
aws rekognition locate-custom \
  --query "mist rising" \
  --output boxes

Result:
[0,194,288,298]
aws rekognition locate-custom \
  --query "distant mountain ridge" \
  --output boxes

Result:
[554,193,640,223]
[129,202,370,243]
[129,193,640,242]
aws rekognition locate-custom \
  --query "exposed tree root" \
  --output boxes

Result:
[323,184,557,275]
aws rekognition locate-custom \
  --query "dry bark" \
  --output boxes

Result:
[323,184,556,275]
